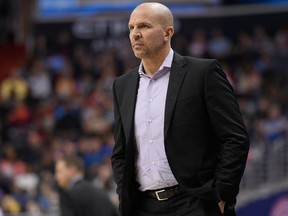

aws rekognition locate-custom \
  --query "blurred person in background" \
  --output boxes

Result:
[0,195,21,214]
[207,29,232,59]
[112,2,249,216]
[26,57,52,107]
[55,155,118,216]
[0,68,28,103]
[0,145,27,185]
[188,29,207,58]
[257,103,288,142]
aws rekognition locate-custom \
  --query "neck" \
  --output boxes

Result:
[68,174,83,188]
[142,46,170,77]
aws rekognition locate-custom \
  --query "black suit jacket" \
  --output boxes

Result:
[112,53,249,216]
[59,179,118,216]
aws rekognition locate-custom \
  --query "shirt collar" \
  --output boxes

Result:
[138,49,174,79]
[68,175,83,188]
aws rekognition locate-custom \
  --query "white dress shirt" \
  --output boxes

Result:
[134,49,178,191]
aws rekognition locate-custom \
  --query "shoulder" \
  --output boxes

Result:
[173,52,220,77]
[174,52,218,69]
[70,180,109,199]
[71,180,93,191]
[113,67,138,86]
[112,67,139,102]
[173,53,222,80]
[184,56,215,64]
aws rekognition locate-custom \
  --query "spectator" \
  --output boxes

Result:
[55,61,77,100]
[5,101,32,147]
[0,145,27,181]
[1,195,21,214]
[252,26,274,55]
[208,28,232,58]
[234,32,258,62]
[0,68,28,102]
[55,155,118,216]
[188,29,207,57]
[257,103,288,142]
[235,62,262,96]
[33,35,48,58]
[26,58,52,105]
[273,25,288,78]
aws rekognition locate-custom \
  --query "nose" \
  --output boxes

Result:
[130,28,141,39]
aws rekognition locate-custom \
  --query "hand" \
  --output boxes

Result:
[218,200,226,214]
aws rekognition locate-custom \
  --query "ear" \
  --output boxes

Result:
[164,26,174,42]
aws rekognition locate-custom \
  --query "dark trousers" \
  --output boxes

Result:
[135,190,223,216]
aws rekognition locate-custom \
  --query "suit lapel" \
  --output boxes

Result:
[121,70,139,141]
[164,53,187,138]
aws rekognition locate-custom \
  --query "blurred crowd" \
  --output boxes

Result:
[0,23,288,214]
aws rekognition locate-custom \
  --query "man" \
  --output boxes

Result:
[112,2,249,216]
[55,155,118,216]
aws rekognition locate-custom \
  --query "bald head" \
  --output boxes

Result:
[128,2,174,64]
[131,2,174,28]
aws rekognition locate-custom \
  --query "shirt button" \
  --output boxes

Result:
[152,161,156,165]
[149,98,153,103]
[148,118,152,123]
[149,140,154,144]
[156,181,161,186]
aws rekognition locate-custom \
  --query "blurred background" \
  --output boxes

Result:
[0,0,288,215]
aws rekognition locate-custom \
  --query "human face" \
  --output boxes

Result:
[128,7,169,60]
[55,160,73,189]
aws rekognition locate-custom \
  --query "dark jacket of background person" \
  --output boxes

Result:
[112,52,250,216]
[55,156,118,216]
[58,178,118,216]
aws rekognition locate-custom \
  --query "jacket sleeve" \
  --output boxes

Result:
[204,60,250,202]
[111,79,126,208]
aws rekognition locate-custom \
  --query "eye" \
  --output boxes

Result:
[140,24,149,29]
[128,25,134,31]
